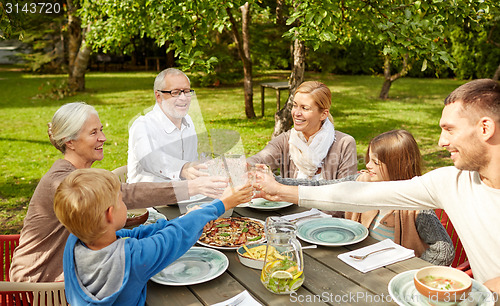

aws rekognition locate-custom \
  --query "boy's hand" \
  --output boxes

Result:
[220,183,253,211]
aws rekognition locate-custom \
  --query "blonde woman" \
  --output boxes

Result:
[248,81,357,180]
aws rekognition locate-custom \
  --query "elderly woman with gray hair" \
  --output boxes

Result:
[10,102,227,282]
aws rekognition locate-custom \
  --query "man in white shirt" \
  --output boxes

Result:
[255,79,500,293]
[128,68,222,196]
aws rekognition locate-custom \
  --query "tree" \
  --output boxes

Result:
[355,2,453,99]
[80,0,259,118]
[484,6,500,80]
[272,0,344,135]
[226,2,255,118]
[67,0,92,91]
[270,0,497,136]
[0,1,23,39]
[489,26,500,80]
[2,0,93,92]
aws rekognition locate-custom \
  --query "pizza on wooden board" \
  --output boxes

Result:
[199,217,265,247]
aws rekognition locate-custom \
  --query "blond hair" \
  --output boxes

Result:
[48,102,98,154]
[295,81,334,123]
[54,168,121,244]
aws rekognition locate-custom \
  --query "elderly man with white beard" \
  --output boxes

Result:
[127,68,221,195]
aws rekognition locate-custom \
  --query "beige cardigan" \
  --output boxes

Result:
[10,159,188,282]
[247,130,358,180]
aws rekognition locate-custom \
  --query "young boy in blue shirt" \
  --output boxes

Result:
[54,168,253,305]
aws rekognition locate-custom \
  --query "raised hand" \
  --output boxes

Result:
[220,183,254,210]
[180,162,209,180]
[188,176,228,198]
[252,164,281,200]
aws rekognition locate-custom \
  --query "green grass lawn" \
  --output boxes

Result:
[0,66,465,234]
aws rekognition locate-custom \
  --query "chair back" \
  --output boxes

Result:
[434,209,468,267]
[0,281,67,306]
[112,165,128,183]
[0,235,20,282]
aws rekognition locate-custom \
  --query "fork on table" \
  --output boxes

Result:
[348,247,396,260]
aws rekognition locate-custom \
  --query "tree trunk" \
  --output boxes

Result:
[493,64,500,81]
[226,3,256,119]
[67,0,91,91]
[67,0,80,79]
[272,38,305,137]
[379,53,410,100]
[69,26,92,91]
[379,79,392,100]
[276,0,285,25]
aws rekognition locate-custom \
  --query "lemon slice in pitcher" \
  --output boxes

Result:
[290,278,304,290]
[270,271,293,279]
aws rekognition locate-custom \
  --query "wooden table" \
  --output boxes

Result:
[146,204,430,305]
[260,82,290,117]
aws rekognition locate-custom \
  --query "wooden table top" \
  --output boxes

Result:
[146,203,430,306]
[259,81,290,89]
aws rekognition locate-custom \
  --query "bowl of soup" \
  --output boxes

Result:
[414,266,472,304]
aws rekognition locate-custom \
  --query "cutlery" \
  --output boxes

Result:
[289,212,322,223]
[227,294,245,306]
[302,245,317,250]
[349,247,396,260]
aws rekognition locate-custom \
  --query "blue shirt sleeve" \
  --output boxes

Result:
[120,199,225,281]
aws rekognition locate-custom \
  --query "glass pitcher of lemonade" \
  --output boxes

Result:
[260,217,304,294]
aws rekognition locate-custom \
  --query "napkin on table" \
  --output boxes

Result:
[338,239,415,273]
[281,208,332,224]
[211,290,262,306]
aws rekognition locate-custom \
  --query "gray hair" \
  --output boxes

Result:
[48,102,98,154]
[153,68,190,91]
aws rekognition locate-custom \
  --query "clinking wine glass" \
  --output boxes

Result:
[260,217,304,294]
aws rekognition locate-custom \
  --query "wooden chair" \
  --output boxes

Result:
[112,165,128,183]
[0,281,67,306]
[434,209,473,277]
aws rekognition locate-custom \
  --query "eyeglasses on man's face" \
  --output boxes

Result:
[157,89,195,97]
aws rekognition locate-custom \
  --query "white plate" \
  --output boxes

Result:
[248,198,293,211]
[197,217,266,250]
[388,270,495,306]
[296,218,369,247]
[177,194,208,205]
[150,247,228,286]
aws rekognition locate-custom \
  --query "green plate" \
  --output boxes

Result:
[296,218,368,246]
[388,270,495,306]
[248,198,293,211]
[150,247,228,286]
